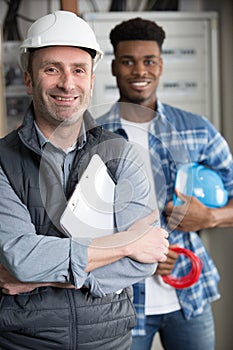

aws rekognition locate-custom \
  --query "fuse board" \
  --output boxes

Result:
[0,24,6,136]
[3,41,31,133]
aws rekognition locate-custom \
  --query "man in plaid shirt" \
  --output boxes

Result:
[97,17,233,350]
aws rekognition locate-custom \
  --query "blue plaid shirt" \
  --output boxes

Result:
[97,100,233,335]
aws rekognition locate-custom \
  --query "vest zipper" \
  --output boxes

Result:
[66,289,77,350]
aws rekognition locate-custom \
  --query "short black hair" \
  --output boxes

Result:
[110,17,166,53]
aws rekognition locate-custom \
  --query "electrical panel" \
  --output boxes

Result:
[0,24,6,137]
[84,12,220,129]
[3,41,31,133]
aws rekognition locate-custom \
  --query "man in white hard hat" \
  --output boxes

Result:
[0,11,169,350]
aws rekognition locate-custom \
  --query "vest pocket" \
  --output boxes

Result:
[75,286,136,346]
[0,287,68,331]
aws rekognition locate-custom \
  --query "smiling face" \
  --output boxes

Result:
[112,40,163,110]
[24,46,94,132]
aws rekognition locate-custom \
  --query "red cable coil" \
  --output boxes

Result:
[162,247,202,289]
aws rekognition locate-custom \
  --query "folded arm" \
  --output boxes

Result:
[0,145,168,296]
[0,210,168,295]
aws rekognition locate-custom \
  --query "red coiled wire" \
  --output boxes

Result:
[162,247,202,289]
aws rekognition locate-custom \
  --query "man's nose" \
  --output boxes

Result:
[57,71,75,90]
[132,62,146,76]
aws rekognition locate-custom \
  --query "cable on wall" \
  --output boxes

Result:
[3,0,22,41]
[109,0,127,11]
[144,0,179,11]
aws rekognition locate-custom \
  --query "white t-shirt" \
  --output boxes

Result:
[121,118,181,315]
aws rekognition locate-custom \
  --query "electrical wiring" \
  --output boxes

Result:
[109,0,127,11]
[3,0,35,42]
[144,0,178,11]
[162,247,202,289]
[89,0,99,12]
[3,0,22,41]
[15,14,35,23]
[144,0,158,11]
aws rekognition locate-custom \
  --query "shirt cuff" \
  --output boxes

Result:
[70,237,91,288]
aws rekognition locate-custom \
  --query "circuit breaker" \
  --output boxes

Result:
[84,12,220,129]
[3,41,31,133]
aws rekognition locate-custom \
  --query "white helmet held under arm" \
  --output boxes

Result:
[19,10,103,71]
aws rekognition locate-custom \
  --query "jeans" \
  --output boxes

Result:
[131,303,215,350]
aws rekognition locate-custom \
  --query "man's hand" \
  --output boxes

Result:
[126,209,169,263]
[166,190,214,232]
[0,264,42,295]
[0,264,74,295]
[155,245,179,276]
[88,209,169,272]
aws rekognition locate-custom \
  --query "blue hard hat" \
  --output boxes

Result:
[174,163,228,208]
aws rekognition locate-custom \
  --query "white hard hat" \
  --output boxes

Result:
[19,10,103,71]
